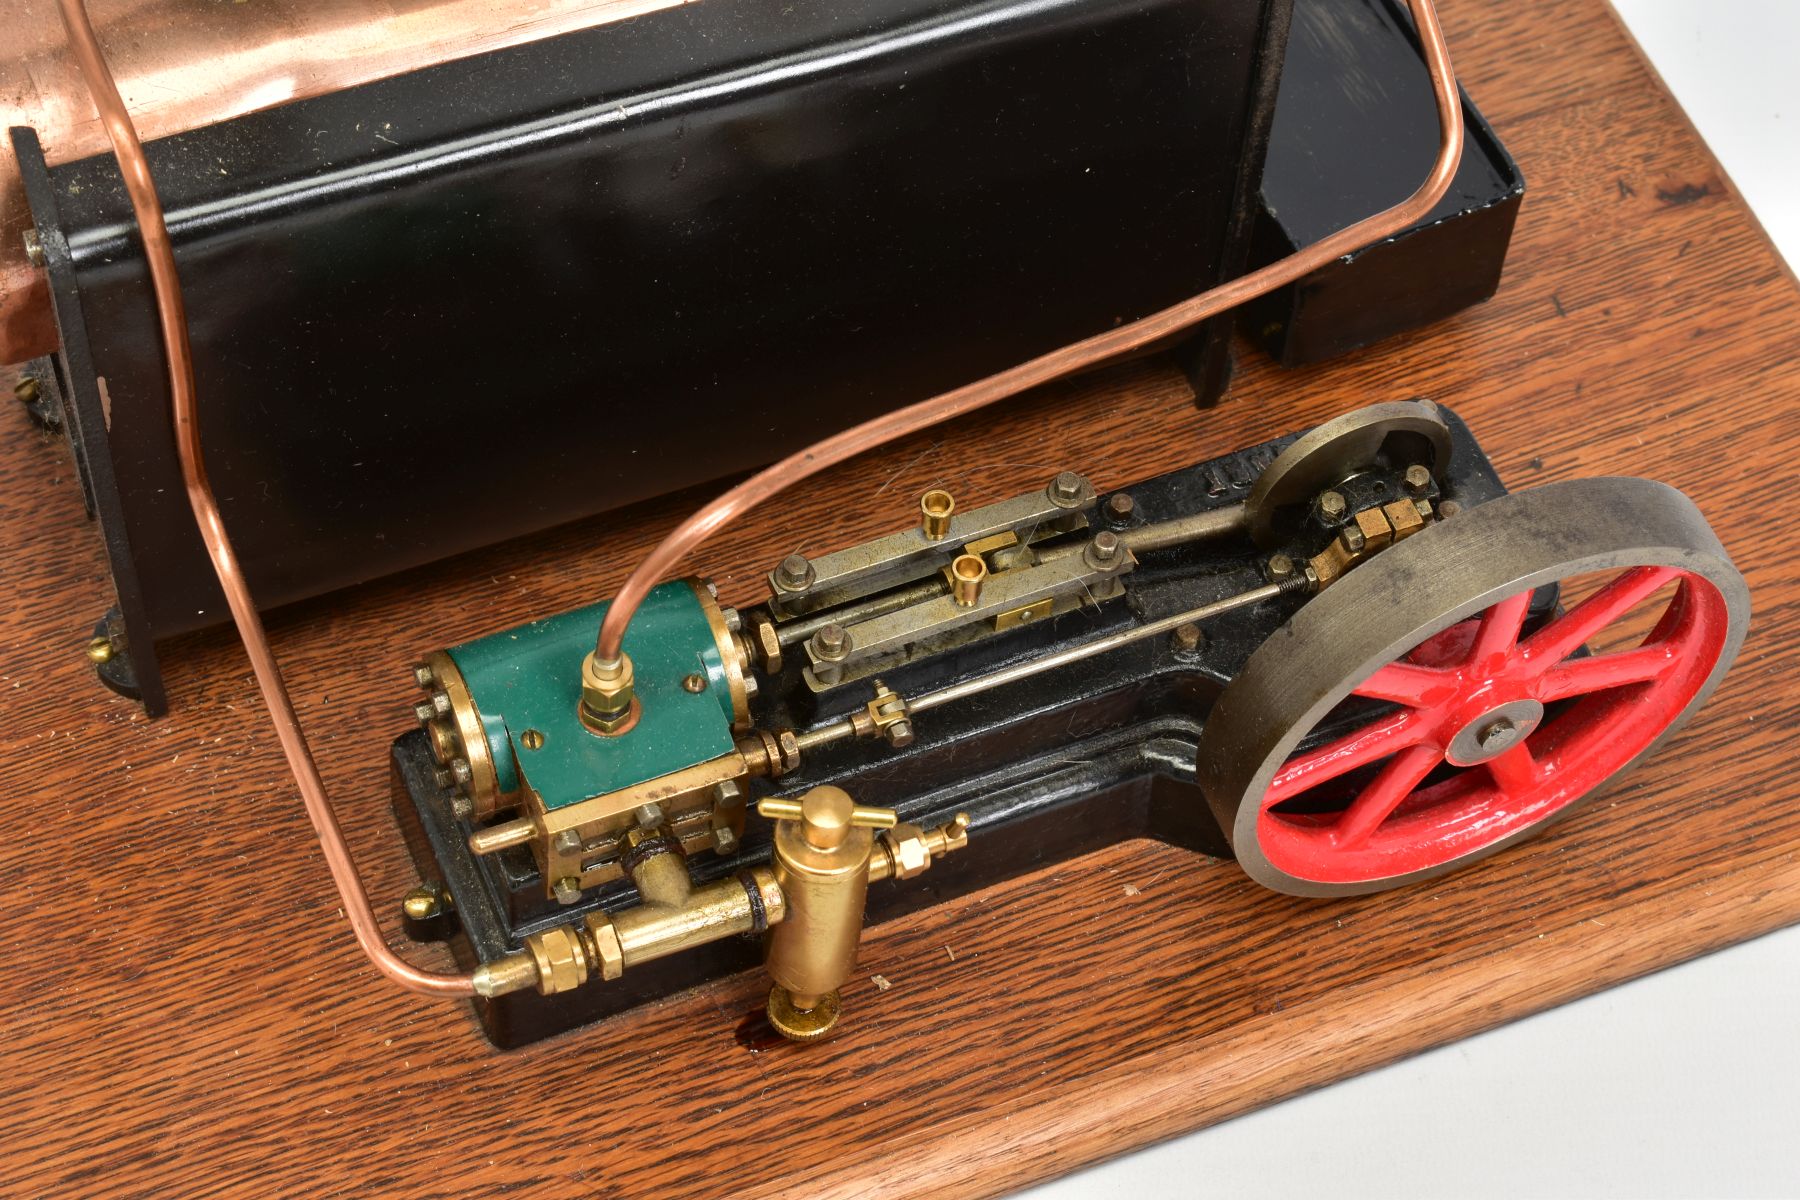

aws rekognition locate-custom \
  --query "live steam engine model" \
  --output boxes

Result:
[12,0,1746,1057]
[391,402,1747,1046]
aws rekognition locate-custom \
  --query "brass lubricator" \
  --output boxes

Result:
[473,790,970,1043]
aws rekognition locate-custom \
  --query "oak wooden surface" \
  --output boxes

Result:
[4,1,1799,1196]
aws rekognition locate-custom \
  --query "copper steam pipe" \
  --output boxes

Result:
[55,0,476,998]
[596,0,1465,665]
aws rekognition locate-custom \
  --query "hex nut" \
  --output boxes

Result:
[583,914,625,981]
[885,826,933,880]
[528,925,590,994]
[1404,464,1433,494]
[1048,471,1086,508]
[750,613,784,674]
[1318,490,1348,521]
[774,729,802,775]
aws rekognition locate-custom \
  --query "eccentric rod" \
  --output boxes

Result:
[593,0,1465,664]
[57,0,476,998]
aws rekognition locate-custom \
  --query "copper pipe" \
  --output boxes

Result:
[56,0,475,999]
[597,0,1465,665]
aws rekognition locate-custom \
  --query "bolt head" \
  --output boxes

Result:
[1477,717,1519,752]
[886,718,915,749]
[682,672,708,693]
[552,829,583,855]
[1318,490,1348,521]
[551,876,583,907]
[85,636,115,665]
[450,758,473,785]
[401,887,444,922]
[813,623,851,660]
[413,701,436,725]
[1438,499,1463,519]
[1404,464,1433,494]
[1267,553,1296,581]
[14,376,42,405]
[776,554,815,591]
[1105,492,1136,523]
[1086,530,1123,570]
[411,662,435,690]
[713,823,740,856]
[1048,471,1086,507]
[1170,622,1204,655]
[1340,525,1367,554]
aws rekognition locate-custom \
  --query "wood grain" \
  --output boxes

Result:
[4,1,1798,1196]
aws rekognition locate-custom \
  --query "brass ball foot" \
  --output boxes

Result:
[766,986,841,1043]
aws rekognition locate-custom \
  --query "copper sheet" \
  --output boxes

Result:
[1,0,684,363]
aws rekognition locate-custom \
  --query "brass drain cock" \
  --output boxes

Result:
[472,785,970,1042]
[760,788,970,1041]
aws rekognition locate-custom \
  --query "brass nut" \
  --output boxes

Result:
[750,612,783,674]
[580,652,636,733]
[884,825,933,880]
[773,729,802,774]
[527,926,590,995]
[583,914,625,981]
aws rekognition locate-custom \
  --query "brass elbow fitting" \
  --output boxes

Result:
[579,651,637,735]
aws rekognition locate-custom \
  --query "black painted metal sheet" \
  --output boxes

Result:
[19,0,1291,712]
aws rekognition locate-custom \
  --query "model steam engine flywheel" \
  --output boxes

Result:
[390,401,1747,1046]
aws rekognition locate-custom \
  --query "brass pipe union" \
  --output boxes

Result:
[579,651,637,735]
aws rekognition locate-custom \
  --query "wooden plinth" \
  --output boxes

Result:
[6,1,1798,1195]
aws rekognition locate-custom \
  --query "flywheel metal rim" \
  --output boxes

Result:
[1196,476,1750,897]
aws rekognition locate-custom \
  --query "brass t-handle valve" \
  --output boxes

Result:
[757,788,967,1042]
[757,791,896,848]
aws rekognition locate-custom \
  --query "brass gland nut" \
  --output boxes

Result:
[580,651,637,734]
[583,913,626,981]
[527,925,591,995]
[883,824,934,880]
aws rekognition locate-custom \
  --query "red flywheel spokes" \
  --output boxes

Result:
[1196,477,1750,896]
[1257,565,1732,883]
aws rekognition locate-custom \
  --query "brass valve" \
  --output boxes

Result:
[471,784,969,1047]
[759,789,969,1042]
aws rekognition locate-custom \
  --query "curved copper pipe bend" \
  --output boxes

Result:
[595,0,1465,663]
[56,0,476,998]
[55,0,1461,1001]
